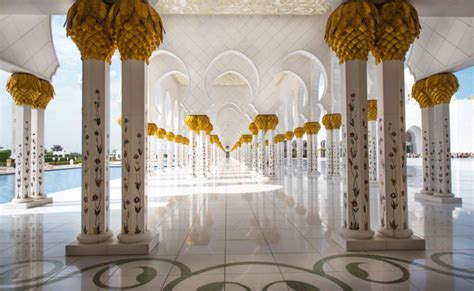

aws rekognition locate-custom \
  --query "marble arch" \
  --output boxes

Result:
[204,49,260,99]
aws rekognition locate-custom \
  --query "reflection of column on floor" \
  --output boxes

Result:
[322,114,333,176]
[306,176,321,226]
[285,131,294,171]
[367,100,378,182]
[295,175,306,217]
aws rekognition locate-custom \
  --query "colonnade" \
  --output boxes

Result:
[412,74,461,203]
[185,115,225,178]
[5,73,54,208]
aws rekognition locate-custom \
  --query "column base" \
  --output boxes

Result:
[332,231,425,251]
[4,197,53,209]
[325,175,342,180]
[307,171,320,177]
[66,231,159,256]
[415,192,462,204]
[118,231,154,243]
[77,230,114,244]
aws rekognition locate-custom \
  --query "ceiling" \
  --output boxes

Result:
[0,15,59,81]
[0,0,473,16]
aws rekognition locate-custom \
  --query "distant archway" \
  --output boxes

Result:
[406,126,422,154]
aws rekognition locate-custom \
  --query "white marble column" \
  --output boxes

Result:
[377,60,412,238]
[157,138,164,171]
[251,135,258,172]
[257,130,266,176]
[205,135,211,175]
[31,109,46,199]
[307,133,319,176]
[13,105,33,203]
[433,103,454,198]
[339,60,374,239]
[190,132,197,177]
[167,139,174,170]
[146,137,154,173]
[295,136,303,173]
[325,129,334,175]
[332,128,341,176]
[368,118,377,182]
[198,131,206,177]
[119,60,150,243]
[420,107,435,194]
[267,130,275,177]
[79,60,112,243]
[285,133,294,170]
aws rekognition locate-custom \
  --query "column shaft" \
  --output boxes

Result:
[31,109,46,199]
[13,105,33,202]
[296,138,303,171]
[79,60,112,243]
[268,130,275,176]
[434,104,453,197]
[257,130,266,175]
[119,60,150,243]
[368,120,377,182]
[377,60,412,238]
[340,60,373,239]
[326,130,334,175]
[420,107,435,194]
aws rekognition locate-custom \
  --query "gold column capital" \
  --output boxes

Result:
[322,114,333,130]
[304,121,321,135]
[426,73,459,105]
[325,0,379,63]
[371,0,420,63]
[294,127,305,138]
[147,123,158,136]
[107,0,164,63]
[66,0,116,63]
[285,131,294,140]
[249,122,258,135]
[367,100,377,121]
[6,73,42,106]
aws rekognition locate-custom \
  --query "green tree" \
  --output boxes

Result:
[51,145,64,152]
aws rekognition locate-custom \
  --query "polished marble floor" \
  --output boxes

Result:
[0,159,473,290]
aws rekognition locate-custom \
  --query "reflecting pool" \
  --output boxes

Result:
[0,166,121,204]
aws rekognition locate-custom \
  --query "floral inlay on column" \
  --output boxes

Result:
[304,121,321,176]
[367,100,377,182]
[373,0,420,238]
[324,0,378,239]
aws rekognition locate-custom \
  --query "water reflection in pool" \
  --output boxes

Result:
[0,167,121,204]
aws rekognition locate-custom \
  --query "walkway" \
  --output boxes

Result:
[0,159,473,290]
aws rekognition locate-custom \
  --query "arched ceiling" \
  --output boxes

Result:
[0,15,59,81]
[407,16,473,80]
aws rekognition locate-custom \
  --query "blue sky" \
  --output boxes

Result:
[0,15,473,152]
[0,16,122,152]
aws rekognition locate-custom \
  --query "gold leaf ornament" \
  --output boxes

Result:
[372,0,420,63]
[367,100,377,121]
[294,127,306,138]
[147,123,158,136]
[6,73,42,106]
[325,0,379,63]
[304,122,321,135]
[426,73,459,105]
[66,0,116,63]
[322,114,333,130]
[107,0,165,64]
